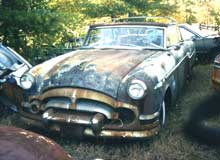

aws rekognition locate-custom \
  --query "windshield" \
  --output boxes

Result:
[83,26,165,50]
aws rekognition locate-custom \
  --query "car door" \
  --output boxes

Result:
[166,25,190,96]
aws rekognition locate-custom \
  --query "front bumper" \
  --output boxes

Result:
[20,114,159,138]
[20,88,160,138]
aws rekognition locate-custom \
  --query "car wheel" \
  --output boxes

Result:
[159,101,166,126]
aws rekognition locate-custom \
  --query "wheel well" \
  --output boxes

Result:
[164,87,172,108]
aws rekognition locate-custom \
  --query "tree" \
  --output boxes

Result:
[0,0,64,61]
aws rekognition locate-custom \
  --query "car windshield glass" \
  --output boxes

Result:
[83,26,165,50]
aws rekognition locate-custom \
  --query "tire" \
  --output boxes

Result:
[159,101,166,126]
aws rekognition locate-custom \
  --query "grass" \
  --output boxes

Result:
[1,64,220,160]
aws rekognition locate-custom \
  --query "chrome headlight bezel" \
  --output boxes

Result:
[20,73,35,90]
[127,79,147,100]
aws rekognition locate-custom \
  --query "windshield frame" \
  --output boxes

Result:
[83,25,166,50]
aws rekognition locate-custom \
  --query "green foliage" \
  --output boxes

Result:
[210,9,220,25]
[0,0,64,62]
[82,0,129,18]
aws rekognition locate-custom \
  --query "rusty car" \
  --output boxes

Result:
[18,17,196,139]
[179,24,220,62]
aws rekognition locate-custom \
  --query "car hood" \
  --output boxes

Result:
[30,49,157,98]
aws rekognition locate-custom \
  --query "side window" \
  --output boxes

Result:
[179,27,196,40]
[167,25,181,46]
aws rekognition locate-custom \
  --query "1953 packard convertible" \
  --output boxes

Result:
[19,17,196,138]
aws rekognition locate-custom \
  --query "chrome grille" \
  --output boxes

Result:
[76,99,114,119]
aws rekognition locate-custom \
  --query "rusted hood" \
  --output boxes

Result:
[30,49,157,98]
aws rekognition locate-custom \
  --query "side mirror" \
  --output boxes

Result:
[174,45,181,50]
[191,36,198,41]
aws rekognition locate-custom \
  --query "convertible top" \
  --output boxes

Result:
[90,16,176,28]
[90,22,169,28]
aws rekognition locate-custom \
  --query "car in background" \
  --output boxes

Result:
[0,43,32,112]
[18,17,196,139]
[179,24,220,62]
[212,54,220,91]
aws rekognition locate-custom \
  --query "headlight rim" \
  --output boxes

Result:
[20,73,35,90]
[127,79,147,100]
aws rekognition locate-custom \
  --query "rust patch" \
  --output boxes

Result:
[30,51,76,77]
[84,126,159,138]
[212,67,220,84]
[28,49,158,98]
[35,49,156,80]
[1,83,24,105]
[0,126,72,160]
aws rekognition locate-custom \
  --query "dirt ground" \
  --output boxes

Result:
[1,64,220,160]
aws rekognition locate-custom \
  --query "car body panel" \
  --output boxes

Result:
[19,20,196,138]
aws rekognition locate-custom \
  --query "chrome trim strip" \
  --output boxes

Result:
[84,127,159,138]
[165,54,188,80]
[154,54,189,90]
[139,112,159,120]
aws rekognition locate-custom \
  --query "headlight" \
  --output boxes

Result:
[127,79,147,100]
[20,73,34,89]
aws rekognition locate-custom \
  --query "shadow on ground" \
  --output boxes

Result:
[184,93,220,145]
